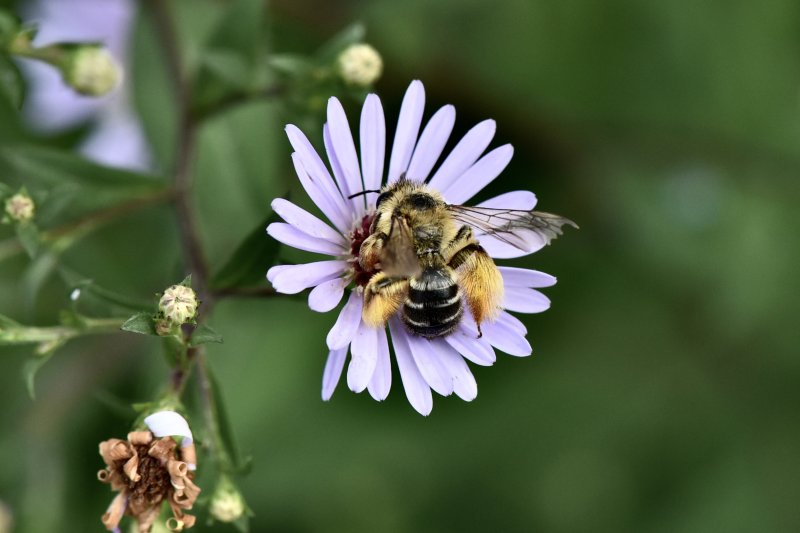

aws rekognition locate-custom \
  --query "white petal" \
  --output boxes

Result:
[388,80,425,183]
[368,326,392,401]
[323,123,351,206]
[503,287,551,313]
[267,222,346,256]
[477,190,538,210]
[436,342,478,401]
[499,266,556,288]
[406,104,455,181]
[347,322,378,393]
[482,315,532,356]
[445,325,496,366]
[427,119,495,192]
[308,277,347,312]
[266,264,292,283]
[360,94,386,193]
[405,331,454,396]
[322,347,347,400]
[327,98,364,202]
[443,144,514,204]
[389,318,433,415]
[144,411,193,444]
[271,198,344,243]
[326,291,363,350]
[289,152,350,232]
[270,260,347,294]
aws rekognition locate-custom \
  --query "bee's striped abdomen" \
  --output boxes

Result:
[403,268,462,338]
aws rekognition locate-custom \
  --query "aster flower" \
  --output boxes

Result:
[267,80,565,415]
[97,411,200,532]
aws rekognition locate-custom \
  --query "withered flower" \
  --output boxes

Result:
[97,411,200,532]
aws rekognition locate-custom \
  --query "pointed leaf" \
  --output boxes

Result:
[189,324,223,346]
[210,210,282,290]
[121,312,158,336]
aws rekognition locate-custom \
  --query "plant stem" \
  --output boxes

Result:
[0,317,126,346]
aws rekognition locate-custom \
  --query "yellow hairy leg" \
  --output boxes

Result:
[362,272,408,327]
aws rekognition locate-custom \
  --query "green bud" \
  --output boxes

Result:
[158,284,199,326]
[4,192,34,222]
[210,477,247,523]
[337,43,382,87]
[62,45,121,96]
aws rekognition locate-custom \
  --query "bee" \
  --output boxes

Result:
[356,176,576,338]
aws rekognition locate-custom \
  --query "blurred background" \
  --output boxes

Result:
[1,0,799,531]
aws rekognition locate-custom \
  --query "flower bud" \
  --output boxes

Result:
[210,477,246,523]
[158,284,199,326]
[337,43,382,87]
[0,500,13,533]
[62,45,121,96]
[4,192,34,223]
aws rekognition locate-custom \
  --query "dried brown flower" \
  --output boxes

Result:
[97,429,200,532]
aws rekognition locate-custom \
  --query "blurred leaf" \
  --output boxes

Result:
[200,50,251,89]
[0,313,20,329]
[189,323,223,346]
[0,53,23,108]
[121,312,158,336]
[0,9,18,46]
[179,274,192,287]
[268,54,313,76]
[205,359,245,472]
[21,250,58,310]
[23,352,55,399]
[210,211,281,290]
[60,269,153,312]
[14,221,38,257]
[316,22,365,63]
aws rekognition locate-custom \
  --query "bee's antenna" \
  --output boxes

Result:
[348,189,381,199]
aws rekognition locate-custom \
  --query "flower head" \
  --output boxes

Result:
[209,476,247,523]
[338,43,383,87]
[4,192,35,223]
[97,411,200,532]
[158,285,199,327]
[62,45,121,96]
[267,80,568,415]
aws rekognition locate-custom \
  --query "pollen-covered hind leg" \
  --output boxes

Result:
[446,226,504,334]
[362,273,409,327]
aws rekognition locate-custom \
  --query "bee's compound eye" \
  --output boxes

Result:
[375,192,390,209]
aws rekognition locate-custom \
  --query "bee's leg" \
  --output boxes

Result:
[446,225,503,336]
[363,272,409,327]
[358,232,389,272]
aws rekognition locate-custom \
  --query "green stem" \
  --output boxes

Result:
[0,317,125,346]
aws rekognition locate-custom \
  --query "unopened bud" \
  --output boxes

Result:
[0,500,12,533]
[338,43,382,87]
[158,284,198,326]
[210,477,246,523]
[63,46,121,96]
[4,192,34,222]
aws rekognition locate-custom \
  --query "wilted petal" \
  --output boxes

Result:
[360,93,386,193]
[267,223,347,256]
[326,291,363,350]
[270,261,348,294]
[428,119,495,192]
[443,144,514,204]
[405,331,454,396]
[406,104,455,181]
[498,266,556,288]
[503,286,551,313]
[368,326,392,401]
[388,80,425,183]
[348,321,379,392]
[308,277,347,312]
[322,347,347,401]
[389,318,433,415]
[144,411,193,444]
[271,198,344,243]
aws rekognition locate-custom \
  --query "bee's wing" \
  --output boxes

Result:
[380,216,423,278]
[447,205,577,253]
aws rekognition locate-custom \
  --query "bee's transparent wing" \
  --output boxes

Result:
[447,205,578,253]
[380,216,423,278]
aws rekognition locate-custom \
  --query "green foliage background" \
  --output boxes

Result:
[1,0,799,531]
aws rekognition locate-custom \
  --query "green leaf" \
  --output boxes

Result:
[0,313,21,330]
[23,351,56,399]
[210,210,282,290]
[121,312,158,336]
[205,360,245,471]
[317,22,366,63]
[189,324,223,346]
[0,52,24,108]
[60,269,153,312]
[14,221,38,257]
[179,274,193,287]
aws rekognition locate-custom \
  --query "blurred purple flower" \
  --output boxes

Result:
[268,80,557,415]
[18,0,150,170]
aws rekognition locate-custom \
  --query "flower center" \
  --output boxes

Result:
[349,212,378,287]
[115,444,172,513]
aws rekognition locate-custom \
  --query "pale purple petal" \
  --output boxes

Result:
[477,190,538,210]
[308,277,347,312]
[445,325,496,366]
[389,318,433,415]
[482,314,532,356]
[266,264,292,283]
[405,332,454,396]
[387,80,425,183]
[347,322,379,393]
[427,119,495,191]
[286,125,345,204]
[326,291,363,350]
[368,326,392,401]
[327,98,364,203]
[289,152,350,232]
[271,198,344,243]
[503,287,551,313]
[406,105,455,181]
[322,347,348,400]
[360,94,386,193]
[499,266,557,288]
[267,223,346,256]
[437,343,478,401]
[479,236,537,259]
[270,260,348,294]
[498,311,528,335]
[443,144,514,204]
[323,123,351,208]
